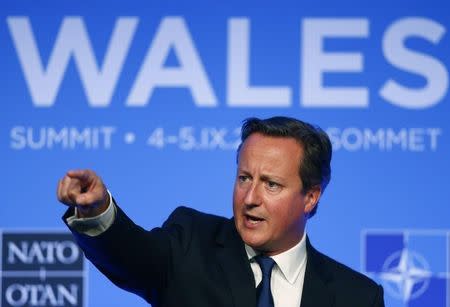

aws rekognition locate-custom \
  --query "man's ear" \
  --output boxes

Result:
[304,185,322,215]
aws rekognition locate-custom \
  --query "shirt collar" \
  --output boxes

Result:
[244,233,308,284]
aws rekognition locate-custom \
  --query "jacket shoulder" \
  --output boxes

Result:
[316,249,378,288]
[165,206,228,228]
[307,242,384,306]
[162,206,230,251]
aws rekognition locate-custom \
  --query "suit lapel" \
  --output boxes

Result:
[215,219,256,307]
[300,237,335,307]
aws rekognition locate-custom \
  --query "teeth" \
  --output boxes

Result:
[246,215,262,224]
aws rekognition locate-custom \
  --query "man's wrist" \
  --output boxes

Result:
[67,190,116,236]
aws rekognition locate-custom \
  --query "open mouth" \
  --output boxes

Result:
[245,214,264,224]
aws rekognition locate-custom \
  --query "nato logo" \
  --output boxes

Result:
[362,230,449,307]
[1,231,86,307]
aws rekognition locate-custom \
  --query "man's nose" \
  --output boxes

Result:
[244,182,262,206]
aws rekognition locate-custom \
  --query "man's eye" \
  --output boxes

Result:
[238,175,250,182]
[267,181,281,190]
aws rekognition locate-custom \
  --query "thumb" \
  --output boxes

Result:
[74,181,108,207]
[75,193,90,206]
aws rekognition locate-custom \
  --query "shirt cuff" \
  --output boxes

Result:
[66,190,116,237]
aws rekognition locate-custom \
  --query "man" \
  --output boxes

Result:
[58,116,384,307]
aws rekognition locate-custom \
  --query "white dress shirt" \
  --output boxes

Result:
[67,193,308,307]
[245,234,307,307]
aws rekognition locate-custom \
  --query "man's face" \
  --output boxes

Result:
[233,133,320,256]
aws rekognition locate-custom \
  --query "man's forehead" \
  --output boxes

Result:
[240,133,303,150]
[238,134,303,168]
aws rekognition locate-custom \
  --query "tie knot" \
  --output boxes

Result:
[255,255,276,277]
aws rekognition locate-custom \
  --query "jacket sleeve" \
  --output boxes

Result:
[63,204,195,304]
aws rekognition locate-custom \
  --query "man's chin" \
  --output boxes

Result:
[239,230,267,250]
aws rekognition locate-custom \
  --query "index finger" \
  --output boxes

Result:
[66,169,93,182]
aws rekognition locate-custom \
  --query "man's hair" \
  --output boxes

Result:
[237,116,332,217]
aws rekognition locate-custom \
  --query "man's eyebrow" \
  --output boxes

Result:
[260,174,283,182]
[237,169,284,182]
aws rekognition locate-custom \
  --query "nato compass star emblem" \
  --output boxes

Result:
[363,230,450,307]
[380,248,432,302]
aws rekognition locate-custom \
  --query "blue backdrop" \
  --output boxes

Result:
[1,0,449,306]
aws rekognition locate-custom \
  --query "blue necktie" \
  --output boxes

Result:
[255,255,276,307]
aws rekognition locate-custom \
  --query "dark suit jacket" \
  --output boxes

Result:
[64,205,384,307]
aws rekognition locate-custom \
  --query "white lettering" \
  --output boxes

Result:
[47,128,69,148]
[227,18,291,107]
[7,241,79,264]
[5,284,78,306]
[327,127,441,151]
[127,17,217,106]
[7,16,448,109]
[10,126,27,149]
[7,17,138,107]
[385,129,408,150]
[363,129,385,150]
[341,127,363,151]
[302,18,369,107]
[8,242,29,264]
[56,284,78,305]
[28,242,46,263]
[5,284,28,306]
[409,128,425,152]
[56,241,80,264]
[10,126,116,150]
[428,128,441,151]
[381,18,448,108]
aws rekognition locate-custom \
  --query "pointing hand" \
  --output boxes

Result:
[57,169,109,218]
